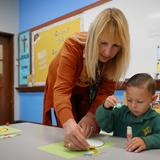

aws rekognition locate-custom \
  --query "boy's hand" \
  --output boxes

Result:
[126,137,147,153]
[104,95,119,109]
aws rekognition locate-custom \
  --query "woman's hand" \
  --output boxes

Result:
[104,95,119,109]
[126,137,147,153]
[63,118,89,150]
[78,112,98,138]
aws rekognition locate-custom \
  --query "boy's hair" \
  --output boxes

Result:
[126,73,156,94]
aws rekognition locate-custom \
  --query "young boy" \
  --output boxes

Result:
[96,73,160,152]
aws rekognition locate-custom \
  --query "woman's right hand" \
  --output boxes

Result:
[63,118,89,150]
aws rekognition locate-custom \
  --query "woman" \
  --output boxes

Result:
[43,8,130,150]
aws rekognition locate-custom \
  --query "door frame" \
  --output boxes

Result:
[0,31,14,124]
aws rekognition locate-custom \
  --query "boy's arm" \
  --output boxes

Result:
[96,104,114,132]
[141,133,160,149]
[141,117,160,149]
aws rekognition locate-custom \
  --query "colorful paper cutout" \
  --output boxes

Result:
[38,140,113,159]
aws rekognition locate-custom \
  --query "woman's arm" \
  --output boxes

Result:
[53,39,83,125]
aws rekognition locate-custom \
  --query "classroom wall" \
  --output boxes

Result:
[18,0,98,123]
[18,0,160,123]
[0,0,19,120]
[19,0,97,32]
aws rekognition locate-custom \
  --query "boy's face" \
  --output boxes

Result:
[126,86,155,117]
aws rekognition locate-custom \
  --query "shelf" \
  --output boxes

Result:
[16,80,160,92]
[16,86,45,92]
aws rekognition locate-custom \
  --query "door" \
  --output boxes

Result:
[0,33,14,125]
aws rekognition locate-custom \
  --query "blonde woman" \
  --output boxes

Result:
[43,8,130,150]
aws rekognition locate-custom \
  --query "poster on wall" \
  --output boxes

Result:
[32,14,82,86]
[19,31,30,86]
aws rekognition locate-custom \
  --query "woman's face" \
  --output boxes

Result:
[98,34,122,63]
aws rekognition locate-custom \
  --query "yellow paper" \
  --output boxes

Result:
[38,141,113,159]
[32,17,81,85]
[0,125,21,136]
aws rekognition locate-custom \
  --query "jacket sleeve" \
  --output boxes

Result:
[53,40,83,125]
[141,116,160,149]
[96,105,114,132]
[89,79,117,113]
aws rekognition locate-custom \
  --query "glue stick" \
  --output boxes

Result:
[127,126,132,142]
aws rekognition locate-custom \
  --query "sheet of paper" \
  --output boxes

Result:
[86,138,104,148]
[154,108,160,113]
[38,141,113,159]
[0,125,22,136]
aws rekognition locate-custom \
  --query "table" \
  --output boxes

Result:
[0,123,159,160]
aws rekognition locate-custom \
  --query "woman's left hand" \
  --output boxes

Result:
[126,137,147,153]
[78,112,97,138]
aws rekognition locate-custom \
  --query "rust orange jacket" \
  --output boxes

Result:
[43,32,117,126]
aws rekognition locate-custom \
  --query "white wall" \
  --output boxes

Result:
[0,0,19,120]
[82,0,160,79]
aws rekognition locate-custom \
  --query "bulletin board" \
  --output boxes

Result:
[18,0,110,89]
[31,15,82,86]
[19,31,30,86]
[18,0,160,90]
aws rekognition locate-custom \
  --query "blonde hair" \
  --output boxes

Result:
[70,32,87,45]
[85,8,130,81]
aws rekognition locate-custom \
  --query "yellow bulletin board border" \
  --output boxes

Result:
[31,14,82,86]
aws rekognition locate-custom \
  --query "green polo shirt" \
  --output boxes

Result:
[96,105,160,149]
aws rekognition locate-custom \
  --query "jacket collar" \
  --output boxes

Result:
[126,107,158,123]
